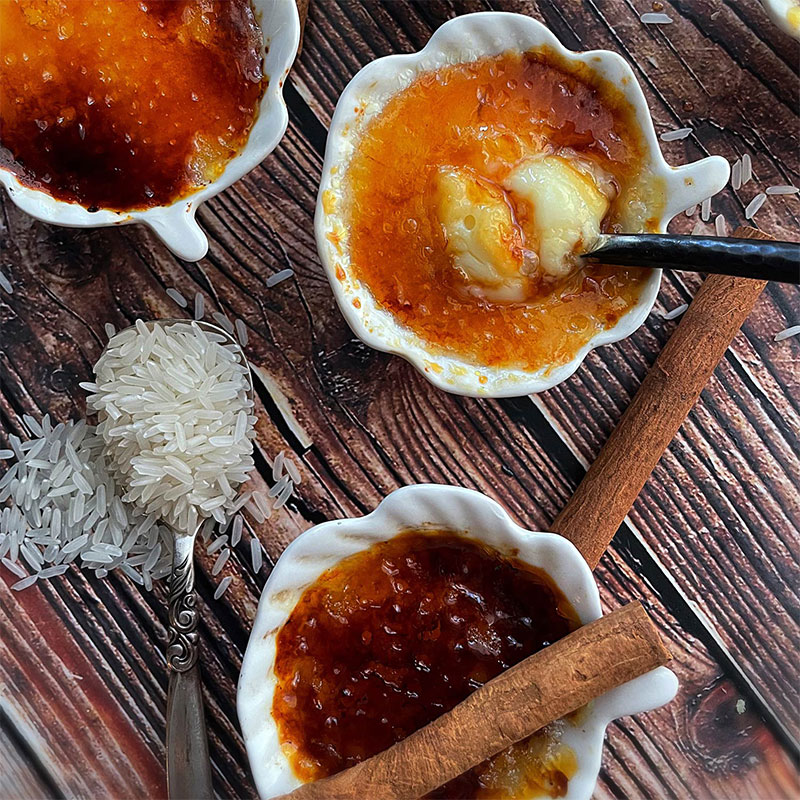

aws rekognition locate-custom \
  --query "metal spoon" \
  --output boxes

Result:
[581,233,800,284]
[103,319,253,800]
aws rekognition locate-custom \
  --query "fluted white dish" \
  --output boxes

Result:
[315,12,730,397]
[0,0,300,261]
[238,484,678,800]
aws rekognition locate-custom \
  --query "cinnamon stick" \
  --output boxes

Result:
[278,601,670,800]
[551,226,770,568]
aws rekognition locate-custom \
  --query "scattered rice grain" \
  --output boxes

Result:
[166,288,188,308]
[0,269,12,294]
[285,457,301,484]
[774,325,800,342]
[211,312,235,334]
[250,537,263,573]
[235,318,249,347]
[640,12,672,23]
[212,547,230,576]
[660,127,692,141]
[2,557,26,578]
[731,159,742,191]
[214,575,233,599]
[231,515,243,547]
[766,185,798,195]
[741,153,752,185]
[663,303,689,320]
[745,193,766,220]
[266,269,294,288]
[12,574,38,591]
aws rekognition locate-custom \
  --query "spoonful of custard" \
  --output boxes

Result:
[434,153,614,302]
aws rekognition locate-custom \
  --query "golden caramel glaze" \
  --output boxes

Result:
[0,0,265,211]
[341,49,661,372]
[272,530,581,799]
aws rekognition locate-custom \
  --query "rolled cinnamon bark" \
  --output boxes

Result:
[551,226,771,568]
[277,601,670,800]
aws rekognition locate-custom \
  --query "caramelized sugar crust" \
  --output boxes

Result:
[273,530,580,798]
[0,0,265,211]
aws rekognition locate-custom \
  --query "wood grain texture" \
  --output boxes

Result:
[1,2,799,799]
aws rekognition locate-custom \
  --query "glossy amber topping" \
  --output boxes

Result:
[340,49,663,372]
[0,0,265,211]
[272,530,581,798]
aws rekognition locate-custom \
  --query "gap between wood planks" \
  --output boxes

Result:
[279,53,800,761]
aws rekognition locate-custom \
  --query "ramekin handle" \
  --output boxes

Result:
[146,204,209,262]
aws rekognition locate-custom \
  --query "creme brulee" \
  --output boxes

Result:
[0,0,265,211]
[339,49,664,373]
[272,530,580,798]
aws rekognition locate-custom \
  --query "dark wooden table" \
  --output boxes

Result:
[1,2,799,798]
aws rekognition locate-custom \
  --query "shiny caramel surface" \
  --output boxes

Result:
[0,0,265,211]
[272,530,580,799]
[341,49,661,372]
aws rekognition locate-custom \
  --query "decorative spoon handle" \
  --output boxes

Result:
[166,530,213,800]
[582,233,800,284]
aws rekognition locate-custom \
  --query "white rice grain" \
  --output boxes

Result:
[266,269,294,288]
[745,193,766,220]
[285,457,301,485]
[12,575,38,591]
[272,450,285,481]
[663,303,689,320]
[774,325,800,342]
[274,480,293,510]
[90,321,255,533]
[231,515,243,547]
[214,575,233,599]
[766,185,798,195]
[741,153,752,185]
[714,214,727,237]
[212,547,230,576]
[235,318,249,347]
[207,535,228,555]
[166,288,188,308]
[731,159,742,191]
[640,12,672,24]
[194,292,205,321]
[2,557,26,578]
[660,127,692,141]
[211,312,235,335]
[701,197,712,222]
[250,537,263,573]
[0,269,12,294]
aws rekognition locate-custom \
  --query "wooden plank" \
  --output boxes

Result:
[0,711,58,800]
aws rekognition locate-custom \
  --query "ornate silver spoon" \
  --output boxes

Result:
[102,319,253,800]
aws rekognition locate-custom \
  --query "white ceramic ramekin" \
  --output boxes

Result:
[761,0,800,39]
[315,12,730,397]
[0,0,300,262]
[238,484,678,800]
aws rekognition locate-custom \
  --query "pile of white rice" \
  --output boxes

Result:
[0,416,175,590]
[0,319,276,593]
[84,320,256,534]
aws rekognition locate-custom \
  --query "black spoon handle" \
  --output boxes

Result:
[582,233,800,284]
